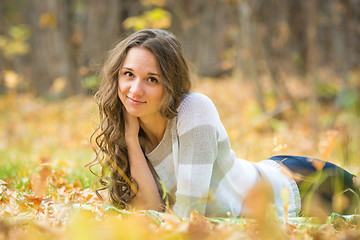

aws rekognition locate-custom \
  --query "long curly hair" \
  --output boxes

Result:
[88,29,191,209]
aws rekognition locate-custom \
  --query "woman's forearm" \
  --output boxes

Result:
[126,136,163,211]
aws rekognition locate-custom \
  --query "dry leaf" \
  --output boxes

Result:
[273,136,288,152]
[279,164,304,182]
[353,176,360,188]
[242,182,274,220]
[318,130,338,161]
[3,70,20,89]
[38,12,57,29]
[332,194,350,214]
[50,77,67,94]
[281,187,290,223]
[0,179,8,186]
[310,158,326,171]
[29,165,52,198]
[186,210,213,240]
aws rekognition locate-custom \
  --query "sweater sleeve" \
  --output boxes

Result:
[172,93,221,217]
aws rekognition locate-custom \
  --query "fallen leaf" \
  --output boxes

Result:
[29,164,52,198]
[310,159,326,171]
[0,179,8,186]
[186,210,213,240]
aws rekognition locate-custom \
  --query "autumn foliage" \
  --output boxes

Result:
[1,78,360,239]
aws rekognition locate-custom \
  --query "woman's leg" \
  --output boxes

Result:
[269,155,360,215]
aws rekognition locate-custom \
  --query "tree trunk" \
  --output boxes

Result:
[169,0,235,77]
[77,0,124,72]
[236,0,265,111]
[0,1,4,69]
[259,0,297,114]
[28,0,76,97]
[304,0,319,143]
[0,1,4,93]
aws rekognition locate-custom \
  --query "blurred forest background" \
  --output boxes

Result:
[1,0,359,95]
[1,0,360,165]
[1,1,360,238]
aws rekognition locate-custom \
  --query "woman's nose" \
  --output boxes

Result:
[129,78,144,96]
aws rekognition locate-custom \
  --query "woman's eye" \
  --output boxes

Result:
[148,77,159,83]
[124,72,134,78]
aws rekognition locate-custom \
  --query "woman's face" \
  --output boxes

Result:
[118,47,165,120]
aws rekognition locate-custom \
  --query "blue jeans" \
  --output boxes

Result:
[269,155,359,215]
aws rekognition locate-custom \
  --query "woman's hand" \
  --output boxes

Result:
[123,107,140,142]
[122,107,163,211]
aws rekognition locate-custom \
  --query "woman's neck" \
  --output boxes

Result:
[139,115,168,152]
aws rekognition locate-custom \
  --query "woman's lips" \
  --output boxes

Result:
[127,96,146,105]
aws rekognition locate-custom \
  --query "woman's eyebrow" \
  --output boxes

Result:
[122,67,133,71]
[122,67,159,76]
[148,72,159,76]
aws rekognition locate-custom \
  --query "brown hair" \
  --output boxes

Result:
[89,29,191,209]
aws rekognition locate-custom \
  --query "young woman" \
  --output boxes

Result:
[91,29,359,218]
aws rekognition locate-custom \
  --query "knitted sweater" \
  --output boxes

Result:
[146,93,301,218]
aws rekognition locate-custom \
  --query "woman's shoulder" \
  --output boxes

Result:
[177,92,220,123]
[180,92,215,110]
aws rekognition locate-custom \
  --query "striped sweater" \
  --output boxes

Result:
[146,93,301,218]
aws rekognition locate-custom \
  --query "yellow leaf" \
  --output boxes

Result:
[280,187,290,204]
[146,8,172,29]
[38,12,57,29]
[318,130,338,161]
[242,182,273,220]
[18,202,28,212]
[141,0,166,7]
[56,159,70,168]
[51,77,67,93]
[310,158,326,171]
[122,8,172,31]
[0,25,31,58]
[3,70,20,89]
[29,166,52,198]
[280,187,290,222]
[188,210,213,239]
[29,158,53,198]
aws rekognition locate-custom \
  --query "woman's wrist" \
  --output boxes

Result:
[125,134,140,148]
